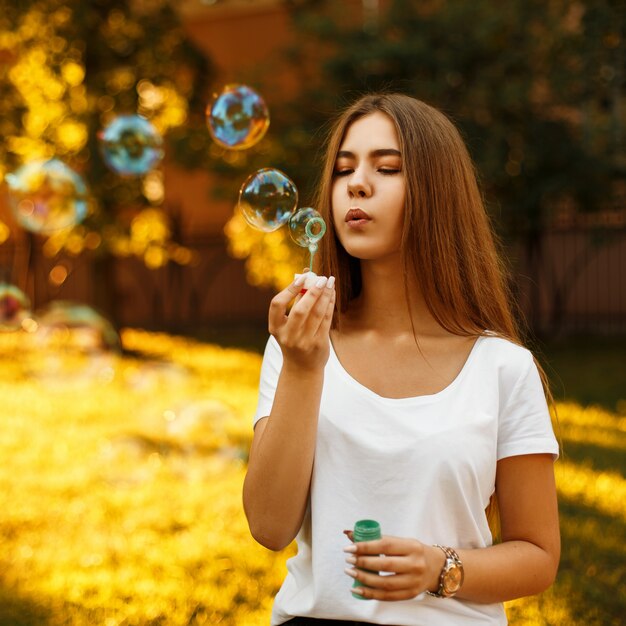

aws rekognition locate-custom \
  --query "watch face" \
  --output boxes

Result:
[443,564,463,594]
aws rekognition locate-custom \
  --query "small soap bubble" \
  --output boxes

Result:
[238,168,298,232]
[5,159,88,234]
[207,84,270,150]
[0,283,31,331]
[31,301,121,387]
[289,207,326,248]
[99,114,163,176]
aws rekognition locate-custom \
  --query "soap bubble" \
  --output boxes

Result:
[238,168,298,232]
[5,159,88,234]
[31,301,121,387]
[207,84,270,150]
[99,114,164,176]
[289,207,326,249]
[0,283,31,331]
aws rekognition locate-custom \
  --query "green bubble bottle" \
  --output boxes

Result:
[351,519,382,600]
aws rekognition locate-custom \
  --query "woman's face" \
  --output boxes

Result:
[331,112,406,262]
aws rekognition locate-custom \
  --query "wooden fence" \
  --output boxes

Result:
[1,225,625,336]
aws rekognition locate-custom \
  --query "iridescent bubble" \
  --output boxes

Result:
[5,159,88,234]
[99,114,164,176]
[31,301,121,387]
[238,168,298,232]
[207,84,270,150]
[0,283,31,331]
[289,207,326,272]
[289,207,326,249]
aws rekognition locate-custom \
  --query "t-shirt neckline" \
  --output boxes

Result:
[328,335,485,405]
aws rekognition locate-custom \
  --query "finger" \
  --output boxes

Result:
[343,530,354,542]
[347,536,412,557]
[268,275,307,334]
[351,584,420,602]
[304,278,334,337]
[287,275,328,321]
[348,554,406,574]
[280,276,329,340]
[313,279,336,338]
[346,568,413,592]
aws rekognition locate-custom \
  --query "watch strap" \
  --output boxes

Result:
[426,544,464,598]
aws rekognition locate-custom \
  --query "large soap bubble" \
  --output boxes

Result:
[0,283,31,331]
[99,114,164,176]
[5,159,88,234]
[238,168,298,232]
[207,84,270,150]
[31,301,121,387]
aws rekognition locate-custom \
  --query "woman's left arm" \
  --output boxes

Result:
[344,453,560,603]
[455,452,560,602]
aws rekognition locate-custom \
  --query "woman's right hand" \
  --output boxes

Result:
[268,272,336,373]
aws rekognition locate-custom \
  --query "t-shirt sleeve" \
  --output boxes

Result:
[252,335,283,428]
[497,350,559,461]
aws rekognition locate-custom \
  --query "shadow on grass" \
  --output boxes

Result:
[0,581,51,626]
[555,495,626,625]
[537,335,626,413]
[560,439,626,478]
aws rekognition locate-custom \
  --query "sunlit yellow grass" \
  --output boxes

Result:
[1,330,624,625]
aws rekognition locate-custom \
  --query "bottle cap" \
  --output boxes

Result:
[353,519,381,542]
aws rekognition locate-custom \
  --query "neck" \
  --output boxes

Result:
[342,255,446,337]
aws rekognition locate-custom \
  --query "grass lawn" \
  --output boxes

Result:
[0,328,624,625]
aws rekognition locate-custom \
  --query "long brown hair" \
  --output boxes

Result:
[315,93,519,342]
[313,94,557,529]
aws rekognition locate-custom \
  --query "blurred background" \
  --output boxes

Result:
[0,1,624,625]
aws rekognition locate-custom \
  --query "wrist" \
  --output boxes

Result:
[281,360,326,380]
[426,544,447,593]
[427,545,465,598]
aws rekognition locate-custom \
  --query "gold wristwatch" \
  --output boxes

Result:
[427,545,464,598]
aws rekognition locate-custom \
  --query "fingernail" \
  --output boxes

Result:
[345,556,356,565]
[343,545,357,553]
[351,586,364,595]
[294,274,306,286]
[327,276,335,289]
[315,276,328,288]
[344,567,357,578]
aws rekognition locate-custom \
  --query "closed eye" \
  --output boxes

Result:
[379,168,401,175]
[333,169,353,177]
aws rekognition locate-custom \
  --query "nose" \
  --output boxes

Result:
[347,168,372,199]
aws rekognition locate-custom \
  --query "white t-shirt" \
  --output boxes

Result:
[253,334,559,626]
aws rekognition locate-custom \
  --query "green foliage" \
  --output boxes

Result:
[0,0,213,251]
[272,0,624,231]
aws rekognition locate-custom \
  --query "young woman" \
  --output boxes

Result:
[243,93,560,625]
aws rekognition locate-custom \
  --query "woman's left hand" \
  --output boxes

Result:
[343,535,446,601]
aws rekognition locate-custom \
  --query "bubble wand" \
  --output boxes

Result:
[288,208,327,291]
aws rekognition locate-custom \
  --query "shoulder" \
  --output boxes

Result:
[476,333,536,390]
[479,333,533,364]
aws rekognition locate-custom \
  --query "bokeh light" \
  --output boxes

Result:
[5,159,88,234]
[99,114,164,176]
[207,84,269,150]
[238,167,298,232]
[30,300,121,387]
[0,283,31,331]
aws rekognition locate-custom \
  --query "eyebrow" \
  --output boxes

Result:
[336,148,402,159]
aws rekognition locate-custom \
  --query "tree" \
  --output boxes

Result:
[0,0,213,311]
[224,0,625,321]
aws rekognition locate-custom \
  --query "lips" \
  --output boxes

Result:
[345,208,371,222]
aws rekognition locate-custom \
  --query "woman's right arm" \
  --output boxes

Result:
[243,275,336,551]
